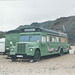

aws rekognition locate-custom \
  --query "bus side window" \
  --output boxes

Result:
[55,37,60,42]
[47,35,49,42]
[54,37,57,42]
[42,36,46,42]
[59,37,61,42]
[57,37,60,42]
[52,37,59,42]
[61,37,66,43]
[49,36,52,41]
[47,35,52,42]
[52,37,55,42]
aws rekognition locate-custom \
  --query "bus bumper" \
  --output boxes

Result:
[10,54,33,59]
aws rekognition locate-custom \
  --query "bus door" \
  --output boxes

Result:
[41,35,47,55]
[47,35,54,54]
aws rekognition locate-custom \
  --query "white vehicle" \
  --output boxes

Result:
[0,38,5,53]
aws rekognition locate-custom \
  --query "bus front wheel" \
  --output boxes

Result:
[33,50,40,62]
[11,56,16,62]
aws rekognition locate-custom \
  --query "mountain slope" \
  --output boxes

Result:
[15,16,75,44]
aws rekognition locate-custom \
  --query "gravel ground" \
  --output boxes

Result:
[0,47,75,75]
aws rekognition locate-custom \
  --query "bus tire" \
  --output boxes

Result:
[33,50,41,62]
[4,52,6,55]
[59,49,63,56]
[67,50,69,53]
[11,56,16,62]
[11,58,16,62]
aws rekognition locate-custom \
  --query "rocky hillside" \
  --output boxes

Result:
[16,16,75,44]
[0,31,5,38]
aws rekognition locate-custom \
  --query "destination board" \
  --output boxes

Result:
[24,29,35,32]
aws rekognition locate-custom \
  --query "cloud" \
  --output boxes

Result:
[0,0,75,31]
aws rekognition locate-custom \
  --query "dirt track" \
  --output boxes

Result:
[0,52,75,75]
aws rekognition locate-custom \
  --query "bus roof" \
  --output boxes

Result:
[20,26,67,37]
[6,26,67,37]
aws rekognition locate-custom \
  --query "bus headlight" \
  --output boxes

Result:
[29,48,33,51]
[6,47,9,50]
[11,48,14,51]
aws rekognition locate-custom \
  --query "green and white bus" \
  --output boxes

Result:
[5,30,20,55]
[10,27,69,62]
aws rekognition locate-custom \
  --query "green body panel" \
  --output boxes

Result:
[40,42,68,56]
[10,32,69,57]
[5,33,19,53]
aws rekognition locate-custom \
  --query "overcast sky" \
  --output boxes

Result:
[0,0,75,31]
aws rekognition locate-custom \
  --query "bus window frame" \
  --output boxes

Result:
[42,35,46,42]
[60,37,67,43]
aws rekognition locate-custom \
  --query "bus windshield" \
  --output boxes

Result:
[20,35,41,42]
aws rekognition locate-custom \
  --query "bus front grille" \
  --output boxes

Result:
[17,43,26,54]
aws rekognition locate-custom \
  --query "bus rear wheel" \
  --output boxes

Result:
[59,49,63,56]
[33,50,40,62]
